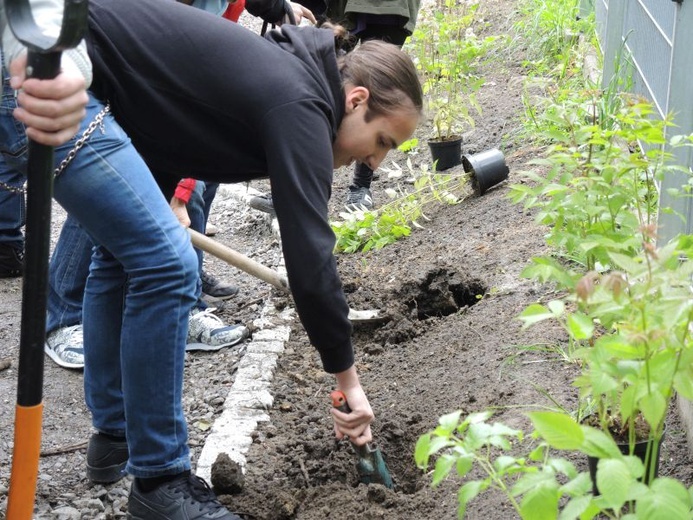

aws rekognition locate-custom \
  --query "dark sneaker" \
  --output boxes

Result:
[248,194,276,217]
[201,271,239,302]
[127,474,241,520]
[187,308,249,352]
[87,433,129,484]
[0,243,23,278]
[345,186,374,211]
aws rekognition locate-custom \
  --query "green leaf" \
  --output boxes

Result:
[528,412,584,450]
[580,426,623,459]
[519,304,556,328]
[432,453,456,486]
[456,454,474,478]
[639,392,667,430]
[675,372,693,400]
[547,299,566,317]
[636,478,693,519]
[414,434,431,468]
[458,480,484,518]
[598,335,643,360]
[595,458,630,510]
[567,312,594,340]
[608,252,645,274]
[438,410,463,434]
[519,483,559,520]
[558,495,594,520]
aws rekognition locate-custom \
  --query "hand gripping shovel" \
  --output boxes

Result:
[330,390,394,489]
[5,1,88,518]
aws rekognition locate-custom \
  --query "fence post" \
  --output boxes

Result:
[600,0,626,89]
[657,0,693,244]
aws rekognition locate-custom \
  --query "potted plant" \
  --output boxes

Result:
[408,1,495,170]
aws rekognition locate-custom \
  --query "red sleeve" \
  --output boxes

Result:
[173,178,196,203]
[223,0,246,22]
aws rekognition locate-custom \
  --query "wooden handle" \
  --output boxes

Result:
[188,229,289,293]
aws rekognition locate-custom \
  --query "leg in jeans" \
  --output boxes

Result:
[189,180,239,304]
[3,95,200,477]
[46,215,91,334]
[0,163,24,247]
[1,62,239,513]
[0,76,25,277]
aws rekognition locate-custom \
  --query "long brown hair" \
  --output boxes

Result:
[333,37,423,121]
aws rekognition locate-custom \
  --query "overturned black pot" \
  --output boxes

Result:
[587,431,665,496]
[428,136,462,171]
[462,148,509,195]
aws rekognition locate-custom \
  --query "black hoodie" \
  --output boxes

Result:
[87,0,353,373]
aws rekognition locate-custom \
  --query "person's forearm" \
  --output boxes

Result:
[334,365,360,391]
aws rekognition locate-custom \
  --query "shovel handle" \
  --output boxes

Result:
[188,228,290,293]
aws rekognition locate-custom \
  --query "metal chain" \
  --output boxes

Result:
[0,103,111,195]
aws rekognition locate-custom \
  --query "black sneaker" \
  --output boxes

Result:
[248,194,276,217]
[87,433,129,484]
[345,185,374,211]
[201,271,239,301]
[127,473,241,520]
[0,243,23,278]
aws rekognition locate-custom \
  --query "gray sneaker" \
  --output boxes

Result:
[248,194,276,217]
[345,185,374,211]
[45,325,84,369]
[127,473,240,520]
[187,308,249,351]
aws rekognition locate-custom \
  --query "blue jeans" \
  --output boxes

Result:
[188,180,219,273]
[0,74,25,249]
[0,67,198,477]
[46,215,90,334]
[46,179,211,333]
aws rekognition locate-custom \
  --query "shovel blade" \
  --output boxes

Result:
[355,444,394,489]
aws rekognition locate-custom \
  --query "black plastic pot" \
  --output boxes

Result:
[428,136,462,171]
[462,148,509,195]
[587,431,665,496]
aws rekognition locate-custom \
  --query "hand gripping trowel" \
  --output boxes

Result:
[330,390,394,489]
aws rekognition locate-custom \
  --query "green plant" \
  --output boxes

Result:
[416,90,693,520]
[509,93,679,272]
[331,160,474,252]
[408,1,497,141]
[416,409,693,519]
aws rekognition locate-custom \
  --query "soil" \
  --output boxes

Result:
[1,0,692,519]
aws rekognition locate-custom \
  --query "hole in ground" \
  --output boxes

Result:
[400,268,487,320]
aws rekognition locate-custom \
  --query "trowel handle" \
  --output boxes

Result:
[330,389,352,414]
[330,390,371,457]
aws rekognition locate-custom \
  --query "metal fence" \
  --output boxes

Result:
[593,0,693,242]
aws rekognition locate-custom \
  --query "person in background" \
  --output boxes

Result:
[248,0,421,216]
[0,159,24,278]
[327,0,422,210]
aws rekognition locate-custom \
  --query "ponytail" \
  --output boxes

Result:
[337,40,423,121]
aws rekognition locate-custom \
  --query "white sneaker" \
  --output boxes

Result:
[187,308,249,352]
[205,223,219,236]
[45,325,85,369]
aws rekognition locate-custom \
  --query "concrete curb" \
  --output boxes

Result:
[195,183,290,485]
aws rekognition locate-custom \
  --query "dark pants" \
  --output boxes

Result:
[349,24,409,189]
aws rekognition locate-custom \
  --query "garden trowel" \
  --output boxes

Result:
[330,390,394,489]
